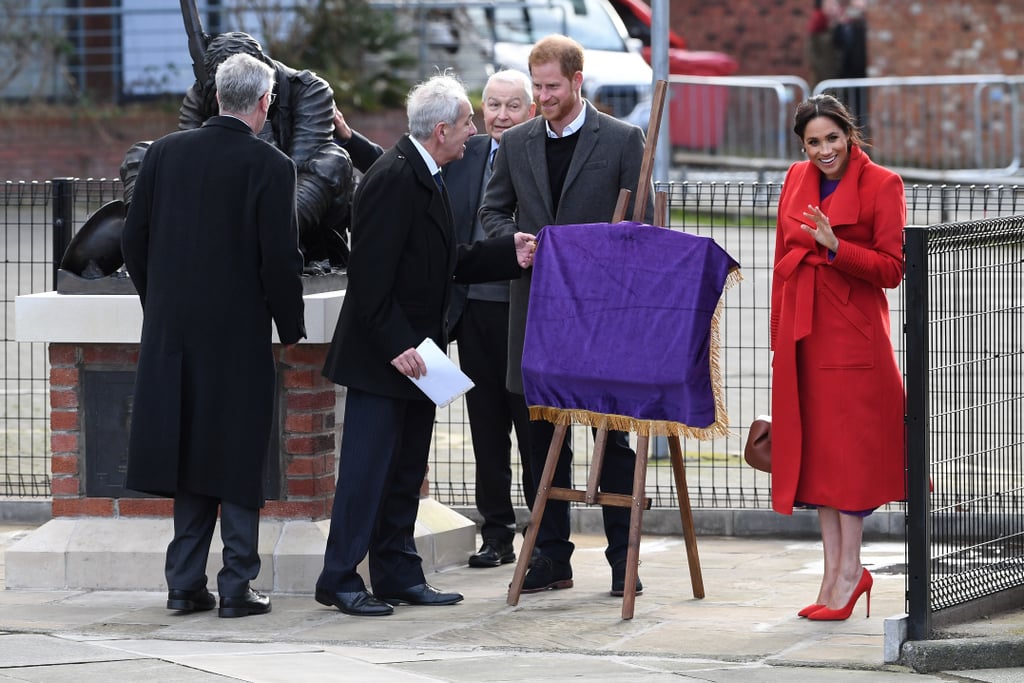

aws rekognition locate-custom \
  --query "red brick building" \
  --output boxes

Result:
[678,0,1021,79]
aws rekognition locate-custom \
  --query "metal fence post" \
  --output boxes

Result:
[904,225,932,641]
[52,177,75,291]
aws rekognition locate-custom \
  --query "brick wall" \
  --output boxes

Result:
[1,108,180,181]
[0,106,409,182]
[48,342,338,520]
[675,0,1022,81]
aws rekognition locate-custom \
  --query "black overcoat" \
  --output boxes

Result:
[122,116,306,508]
[322,134,520,399]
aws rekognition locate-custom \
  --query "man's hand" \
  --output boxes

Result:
[514,232,537,268]
[333,104,353,142]
[391,347,427,379]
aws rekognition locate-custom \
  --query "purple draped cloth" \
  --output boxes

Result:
[522,222,740,438]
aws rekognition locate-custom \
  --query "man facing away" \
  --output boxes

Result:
[443,69,537,569]
[122,52,306,618]
[314,74,537,617]
[480,34,654,597]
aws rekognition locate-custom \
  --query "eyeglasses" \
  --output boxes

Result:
[265,91,277,105]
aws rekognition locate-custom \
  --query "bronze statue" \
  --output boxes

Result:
[120,4,355,271]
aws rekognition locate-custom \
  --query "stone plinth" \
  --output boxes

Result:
[16,290,348,519]
[45,341,338,519]
[5,501,474,591]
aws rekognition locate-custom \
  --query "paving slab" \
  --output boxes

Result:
[2,523,1024,681]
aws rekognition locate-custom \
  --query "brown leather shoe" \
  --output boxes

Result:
[610,560,643,597]
[521,555,573,593]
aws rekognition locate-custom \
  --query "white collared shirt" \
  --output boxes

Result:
[408,135,441,176]
[545,100,589,139]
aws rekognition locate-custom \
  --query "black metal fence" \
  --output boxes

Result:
[5,179,1024,508]
[2,178,123,497]
[2,181,53,497]
[905,214,1024,639]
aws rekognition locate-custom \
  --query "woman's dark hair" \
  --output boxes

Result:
[793,94,867,148]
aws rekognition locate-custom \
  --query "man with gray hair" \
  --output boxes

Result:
[314,73,537,617]
[122,52,306,619]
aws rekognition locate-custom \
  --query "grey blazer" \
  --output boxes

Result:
[480,100,653,393]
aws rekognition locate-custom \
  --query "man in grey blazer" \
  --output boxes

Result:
[480,34,654,597]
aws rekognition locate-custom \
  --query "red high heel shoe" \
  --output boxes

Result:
[797,603,825,618]
[808,568,872,621]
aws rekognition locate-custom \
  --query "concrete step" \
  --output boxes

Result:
[4,498,475,592]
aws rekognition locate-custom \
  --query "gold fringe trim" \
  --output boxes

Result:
[529,267,743,442]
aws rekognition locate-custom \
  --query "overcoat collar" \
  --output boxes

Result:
[785,144,870,229]
[522,100,602,221]
[201,115,255,136]
[396,134,453,243]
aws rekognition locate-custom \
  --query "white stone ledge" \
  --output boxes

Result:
[5,499,474,592]
[14,290,345,345]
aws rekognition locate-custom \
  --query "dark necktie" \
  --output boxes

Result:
[489,147,496,171]
[433,170,452,222]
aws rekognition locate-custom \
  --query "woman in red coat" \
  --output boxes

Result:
[770,94,906,621]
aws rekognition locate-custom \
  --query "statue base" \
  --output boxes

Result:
[55,268,347,296]
[57,269,136,295]
[5,498,474,591]
[300,268,348,294]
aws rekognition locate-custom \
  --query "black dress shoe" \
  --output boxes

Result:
[218,588,272,618]
[521,555,573,593]
[167,587,216,612]
[374,583,463,606]
[610,560,644,597]
[468,539,516,568]
[315,588,394,616]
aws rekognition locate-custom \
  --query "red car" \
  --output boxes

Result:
[607,0,737,76]
[607,0,737,149]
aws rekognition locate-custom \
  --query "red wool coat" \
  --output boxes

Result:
[770,145,907,515]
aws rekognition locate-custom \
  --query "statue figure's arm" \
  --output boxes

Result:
[287,70,336,164]
[287,72,353,248]
[178,83,210,131]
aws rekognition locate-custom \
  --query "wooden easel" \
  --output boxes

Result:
[506,81,706,620]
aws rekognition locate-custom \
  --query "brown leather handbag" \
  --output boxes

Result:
[744,415,772,473]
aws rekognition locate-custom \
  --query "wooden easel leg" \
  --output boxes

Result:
[621,434,649,620]
[668,435,705,599]
[507,423,569,606]
[585,427,609,504]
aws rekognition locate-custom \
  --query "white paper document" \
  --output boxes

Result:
[408,337,475,408]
